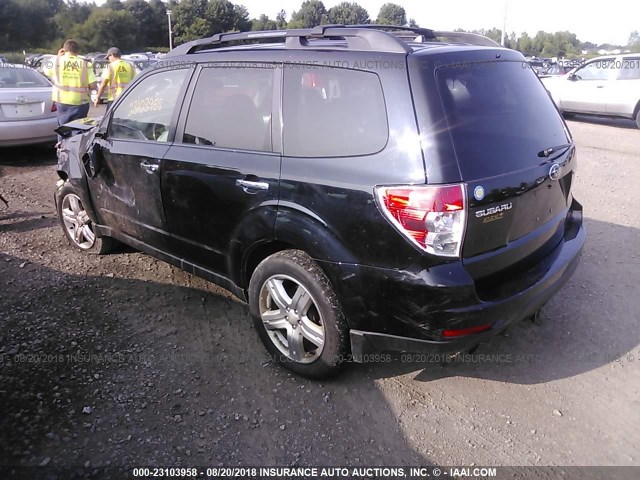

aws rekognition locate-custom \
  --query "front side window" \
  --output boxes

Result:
[573,60,615,81]
[109,68,188,142]
[183,66,273,152]
[283,66,389,157]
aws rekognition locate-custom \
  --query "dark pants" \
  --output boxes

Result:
[56,103,90,141]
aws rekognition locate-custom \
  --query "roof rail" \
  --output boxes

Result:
[168,25,413,56]
[166,25,501,57]
[336,25,502,47]
[328,24,437,39]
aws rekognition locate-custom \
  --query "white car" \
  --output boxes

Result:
[0,64,58,147]
[541,55,640,128]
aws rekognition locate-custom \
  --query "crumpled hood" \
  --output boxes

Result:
[55,116,103,138]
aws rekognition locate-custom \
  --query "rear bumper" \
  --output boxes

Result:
[0,116,58,146]
[342,200,585,359]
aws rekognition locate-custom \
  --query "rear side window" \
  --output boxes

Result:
[617,58,640,80]
[436,61,569,179]
[573,60,616,81]
[183,67,273,152]
[283,66,388,157]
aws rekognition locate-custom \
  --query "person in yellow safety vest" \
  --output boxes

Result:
[43,39,97,141]
[94,47,136,109]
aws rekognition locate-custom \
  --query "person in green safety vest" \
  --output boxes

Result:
[94,47,136,109]
[43,39,97,141]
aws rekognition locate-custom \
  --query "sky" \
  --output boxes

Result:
[92,0,639,46]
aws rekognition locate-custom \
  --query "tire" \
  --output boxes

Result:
[57,184,115,254]
[248,250,349,379]
[635,109,640,130]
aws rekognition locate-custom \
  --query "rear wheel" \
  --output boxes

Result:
[57,184,115,254]
[248,250,349,379]
[635,109,640,129]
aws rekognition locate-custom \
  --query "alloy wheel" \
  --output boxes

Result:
[61,193,96,249]
[258,274,325,364]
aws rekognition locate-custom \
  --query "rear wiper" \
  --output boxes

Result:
[537,143,573,158]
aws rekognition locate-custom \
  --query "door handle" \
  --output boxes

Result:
[236,179,269,192]
[140,161,159,174]
[596,85,605,88]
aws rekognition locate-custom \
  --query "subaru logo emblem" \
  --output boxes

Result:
[473,185,485,201]
[549,164,561,181]
[16,96,27,104]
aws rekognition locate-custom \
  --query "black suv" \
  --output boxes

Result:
[54,25,585,378]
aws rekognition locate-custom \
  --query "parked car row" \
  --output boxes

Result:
[538,63,575,78]
[24,52,157,105]
[26,51,162,76]
[527,57,584,77]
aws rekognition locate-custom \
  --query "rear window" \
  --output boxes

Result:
[436,61,569,179]
[0,67,50,88]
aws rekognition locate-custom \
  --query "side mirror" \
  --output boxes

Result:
[568,73,578,81]
[82,142,103,178]
[95,110,112,139]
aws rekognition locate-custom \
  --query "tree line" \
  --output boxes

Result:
[1,0,639,56]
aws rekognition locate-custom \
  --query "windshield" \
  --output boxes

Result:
[0,67,50,88]
[436,61,569,179]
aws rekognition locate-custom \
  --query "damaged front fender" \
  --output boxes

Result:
[55,123,101,226]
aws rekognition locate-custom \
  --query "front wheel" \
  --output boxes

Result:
[635,109,640,129]
[57,184,115,254]
[248,250,349,379]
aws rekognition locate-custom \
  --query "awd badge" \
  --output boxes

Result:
[473,185,485,201]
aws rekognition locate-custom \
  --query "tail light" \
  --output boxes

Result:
[443,323,492,338]
[375,184,466,257]
[51,103,57,112]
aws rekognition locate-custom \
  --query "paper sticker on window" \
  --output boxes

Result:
[128,97,163,117]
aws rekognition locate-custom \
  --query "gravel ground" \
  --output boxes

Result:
[1,113,639,474]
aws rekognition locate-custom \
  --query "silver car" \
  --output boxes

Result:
[541,55,640,128]
[0,64,58,146]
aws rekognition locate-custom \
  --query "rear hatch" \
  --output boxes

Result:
[428,55,575,298]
